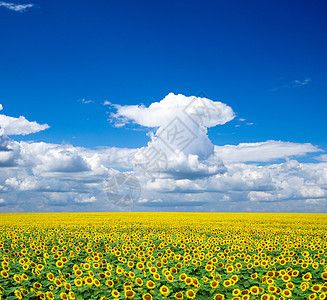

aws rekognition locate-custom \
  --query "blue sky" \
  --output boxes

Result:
[0,0,327,212]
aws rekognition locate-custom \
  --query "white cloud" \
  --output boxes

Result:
[111,93,235,128]
[0,2,34,12]
[0,198,5,204]
[315,154,327,162]
[211,141,320,163]
[305,198,327,204]
[0,129,19,166]
[111,93,235,177]
[0,114,49,136]
[140,159,327,204]
[0,104,3,111]
[75,196,96,203]
[81,98,94,104]
[292,78,311,87]
[23,143,91,173]
[270,78,312,92]
[0,93,326,212]
[137,198,149,204]
[249,191,275,202]
[5,176,39,191]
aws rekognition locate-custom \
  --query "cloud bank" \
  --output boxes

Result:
[0,94,326,213]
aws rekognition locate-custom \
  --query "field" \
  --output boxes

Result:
[1,213,327,300]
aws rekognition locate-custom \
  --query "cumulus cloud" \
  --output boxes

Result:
[111,93,235,128]
[0,2,34,12]
[0,104,3,111]
[141,159,327,204]
[5,176,40,191]
[0,93,326,212]
[21,143,91,173]
[0,129,19,167]
[111,93,235,179]
[0,114,49,136]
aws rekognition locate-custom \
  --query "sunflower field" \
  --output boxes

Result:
[0,213,327,300]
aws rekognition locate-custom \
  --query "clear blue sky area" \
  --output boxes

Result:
[1,0,326,150]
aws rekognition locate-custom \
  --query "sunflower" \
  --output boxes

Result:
[185,277,193,285]
[309,293,317,300]
[116,267,124,275]
[0,271,9,278]
[186,289,196,299]
[301,282,309,291]
[282,289,292,298]
[206,264,213,272]
[94,279,101,287]
[142,293,153,300]
[226,265,234,273]
[213,294,225,300]
[54,278,62,287]
[179,273,187,281]
[56,260,64,268]
[135,278,143,286]
[146,280,155,289]
[105,271,111,277]
[160,285,170,297]
[322,272,327,281]
[174,292,184,299]
[211,280,219,289]
[74,278,83,287]
[85,277,93,287]
[125,290,135,298]
[312,285,321,293]
[136,262,145,270]
[46,291,54,299]
[223,280,231,288]
[14,290,23,299]
[282,275,291,282]
[250,286,259,295]
[111,290,120,298]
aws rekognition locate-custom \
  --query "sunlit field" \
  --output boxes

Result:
[1,213,327,300]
